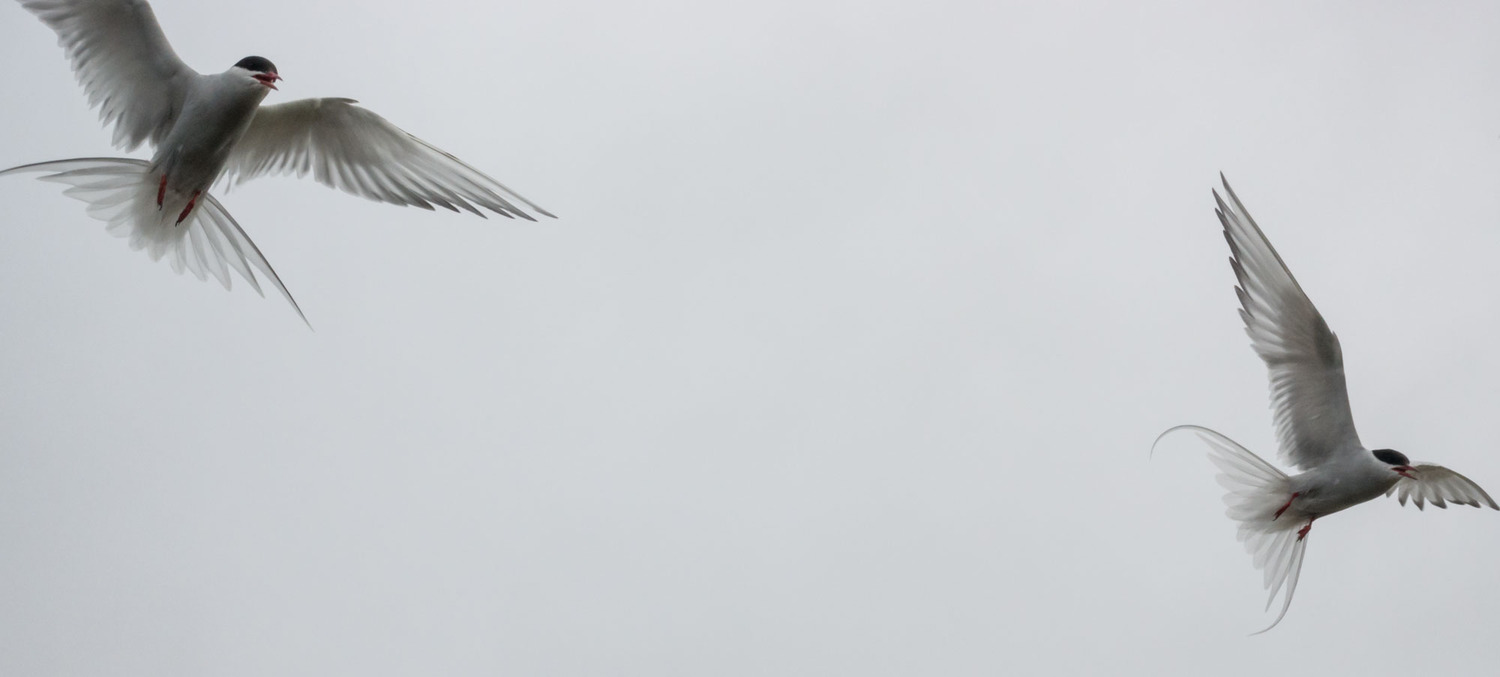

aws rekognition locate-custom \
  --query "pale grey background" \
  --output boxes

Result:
[2,0,1499,674]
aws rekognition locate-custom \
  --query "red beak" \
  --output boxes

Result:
[254,72,282,90]
[1395,466,1417,480]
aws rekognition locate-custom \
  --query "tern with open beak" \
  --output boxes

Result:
[1154,176,1496,634]
[4,0,554,323]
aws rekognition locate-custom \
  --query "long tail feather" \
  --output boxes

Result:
[1,158,307,325]
[1154,424,1308,634]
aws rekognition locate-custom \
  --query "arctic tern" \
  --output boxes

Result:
[1154,176,1496,634]
[4,0,553,322]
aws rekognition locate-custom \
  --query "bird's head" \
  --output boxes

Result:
[1373,449,1416,479]
[233,56,281,90]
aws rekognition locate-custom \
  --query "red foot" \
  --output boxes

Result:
[1273,492,1301,520]
[175,190,200,225]
[1296,519,1314,541]
[157,175,167,207]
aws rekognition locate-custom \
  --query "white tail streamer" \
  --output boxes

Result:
[1,157,306,324]
[1154,424,1308,634]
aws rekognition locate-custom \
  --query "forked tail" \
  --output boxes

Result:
[1152,424,1308,635]
[1,158,306,324]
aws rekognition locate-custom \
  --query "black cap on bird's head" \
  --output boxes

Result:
[1373,449,1416,479]
[234,56,277,74]
[234,56,282,90]
[1373,449,1410,466]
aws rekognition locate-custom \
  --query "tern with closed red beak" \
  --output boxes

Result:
[1154,176,1497,634]
[4,0,553,323]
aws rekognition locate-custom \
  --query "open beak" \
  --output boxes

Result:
[253,72,282,90]
[1395,465,1417,480]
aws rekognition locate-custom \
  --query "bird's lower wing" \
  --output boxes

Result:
[1386,464,1499,510]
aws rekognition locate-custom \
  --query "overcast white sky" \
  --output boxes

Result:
[3,0,1500,674]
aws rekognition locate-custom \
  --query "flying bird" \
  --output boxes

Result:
[1154,176,1496,634]
[4,0,553,323]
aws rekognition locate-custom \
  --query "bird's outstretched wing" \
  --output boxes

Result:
[20,0,194,151]
[1216,176,1362,470]
[222,98,553,220]
[1386,465,1499,510]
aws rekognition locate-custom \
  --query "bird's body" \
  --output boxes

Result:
[5,0,552,323]
[1156,176,1496,634]
[1283,447,1400,517]
[154,65,274,211]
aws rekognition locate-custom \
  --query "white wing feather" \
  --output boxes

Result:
[1386,465,1499,511]
[19,0,194,151]
[1216,176,1362,470]
[222,98,553,220]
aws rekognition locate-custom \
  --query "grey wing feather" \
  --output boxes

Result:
[1386,465,1499,511]
[222,98,553,220]
[1216,175,1362,470]
[20,0,194,151]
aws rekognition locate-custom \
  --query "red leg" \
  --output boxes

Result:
[175,190,200,225]
[157,175,167,207]
[1273,492,1301,520]
[1296,518,1315,541]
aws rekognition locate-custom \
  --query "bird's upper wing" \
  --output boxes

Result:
[1216,176,1363,470]
[20,0,195,151]
[1386,465,1499,511]
[221,98,553,220]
